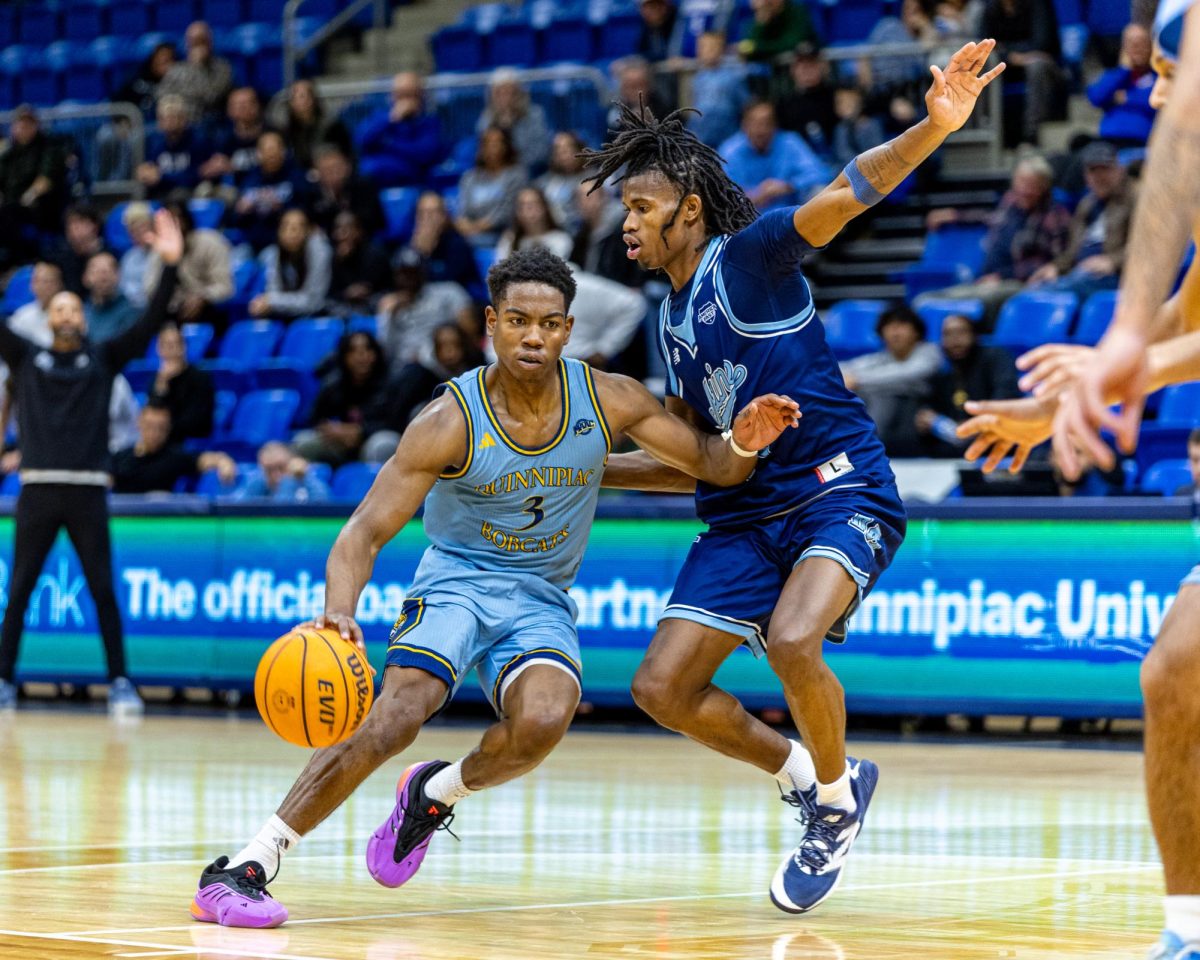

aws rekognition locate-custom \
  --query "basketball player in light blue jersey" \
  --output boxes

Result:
[583,41,1004,913]
[190,247,800,928]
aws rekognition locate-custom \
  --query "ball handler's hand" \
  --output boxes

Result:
[300,611,376,677]
[731,393,801,452]
[955,395,1057,473]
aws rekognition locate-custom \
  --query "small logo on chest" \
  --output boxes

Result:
[479,433,496,449]
[573,419,596,436]
[697,301,717,325]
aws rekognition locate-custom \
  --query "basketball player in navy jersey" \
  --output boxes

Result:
[191,247,799,928]
[585,40,1004,913]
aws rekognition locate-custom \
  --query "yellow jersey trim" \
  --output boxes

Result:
[439,381,474,479]
[477,360,571,456]
[386,644,458,683]
[388,598,426,643]
[581,363,613,454]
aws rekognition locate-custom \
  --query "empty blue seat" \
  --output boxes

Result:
[1157,383,1200,425]
[202,0,244,28]
[1,472,20,497]
[188,198,226,231]
[1087,0,1128,37]
[123,359,158,395]
[218,321,285,369]
[431,24,484,73]
[0,5,16,50]
[820,0,882,43]
[1142,459,1193,496]
[1072,290,1118,345]
[213,388,239,432]
[2,265,34,315]
[596,10,640,58]
[822,299,885,358]
[197,359,252,395]
[543,13,594,63]
[22,43,67,106]
[920,224,989,278]
[277,317,343,367]
[110,0,153,35]
[1136,424,1194,473]
[196,463,251,498]
[157,0,197,33]
[915,297,985,336]
[228,389,301,446]
[992,291,1078,355]
[18,2,61,45]
[473,246,497,280]
[347,314,377,335]
[331,462,382,501]
[181,323,215,362]
[224,259,264,308]
[489,17,540,68]
[62,44,107,104]
[381,187,421,243]
[253,360,317,420]
[66,0,111,42]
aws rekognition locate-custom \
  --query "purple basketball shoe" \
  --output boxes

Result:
[366,760,457,888]
[191,857,287,928]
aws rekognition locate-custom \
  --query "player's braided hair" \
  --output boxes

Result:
[487,245,577,311]
[581,100,759,242]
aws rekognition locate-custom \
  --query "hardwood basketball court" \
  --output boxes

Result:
[0,712,1161,958]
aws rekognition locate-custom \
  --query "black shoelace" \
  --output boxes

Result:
[794,815,843,872]
[778,785,813,825]
[229,843,282,897]
[393,804,459,863]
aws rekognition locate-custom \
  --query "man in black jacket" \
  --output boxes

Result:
[0,210,184,714]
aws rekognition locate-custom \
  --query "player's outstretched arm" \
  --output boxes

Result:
[594,372,799,487]
[792,40,1004,248]
[316,396,467,650]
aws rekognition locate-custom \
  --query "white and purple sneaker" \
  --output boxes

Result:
[191,857,287,928]
[365,760,457,888]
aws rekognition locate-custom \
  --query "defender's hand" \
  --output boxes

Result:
[1016,343,1095,398]
[926,39,1006,134]
[731,394,801,452]
[956,396,1056,473]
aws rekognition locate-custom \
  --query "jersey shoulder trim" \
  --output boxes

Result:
[439,380,474,480]
[477,360,571,456]
[581,363,613,453]
[714,254,815,338]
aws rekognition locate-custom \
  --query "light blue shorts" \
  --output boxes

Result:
[384,548,582,715]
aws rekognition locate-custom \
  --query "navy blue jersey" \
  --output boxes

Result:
[658,208,894,526]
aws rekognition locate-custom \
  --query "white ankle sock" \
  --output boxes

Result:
[773,739,817,792]
[230,815,300,875]
[1165,896,1200,941]
[816,764,857,814]
[424,759,474,807]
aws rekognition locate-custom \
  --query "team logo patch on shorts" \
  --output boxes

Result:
[848,513,882,551]
[573,418,596,436]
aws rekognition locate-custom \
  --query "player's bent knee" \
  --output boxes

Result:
[765,630,826,674]
[357,697,428,757]
[1141,630,1199,711]
[630,669,680,726]
[508,703,574,758]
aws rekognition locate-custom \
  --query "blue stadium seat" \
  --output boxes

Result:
[213,388,239,432]
[543,12,594,63]
[181,323,215,362]
[819,0,883,43]
[188,198,226,231]
[254,361,317,421]
[431,24,485,73]
[1142,459,1193,496]
[123,359,157,395]
[66,0,111,42]
[18,2,61,46]
[1,472,20,497]
[228,389,301,446]
[277,317,343,367]
[62,44,107,104]
[992,290,1078,355]
[105,201,161,256]
[195,463,251,498]
[489,15,540,68]
[110,0,154,36]
[197,359,252,395]
[23,43,70,106]
[473,246,497,281]
[218,321,285,370]
[0,46,28,107]
[0,4,16,50]
[347,314,377,335]
[822,299,885,359]
[920,224,989,278]
[2,266,34,315]
[157,0,198,33]
[1157,383,1200,425]
[224,258,265,310]
[915,297,985,336]
[1072,290,1118,345]
[228,23,285,93]
[381,187,421,243]
[201,0,245,28]
[1137,425,1194,474]
[1052,0,1083,23]
[596,10,641,59]
[1087,0,1128,37]
[331,462,382,501]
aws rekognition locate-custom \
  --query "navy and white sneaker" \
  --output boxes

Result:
[1149,932,1200,959]
[769,758,879,914]
[108,677,144,717]
[0,679,15,712]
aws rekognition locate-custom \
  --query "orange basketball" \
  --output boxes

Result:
[254,627,375,748]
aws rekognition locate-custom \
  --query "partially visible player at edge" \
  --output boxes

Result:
[189,247,800,928]
[583,40,1003,912]
[954,4,1200,957]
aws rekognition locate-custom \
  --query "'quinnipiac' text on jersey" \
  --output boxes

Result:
[658,208,893,526]
[421,358,611,590]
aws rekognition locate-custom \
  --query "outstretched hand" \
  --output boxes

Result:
[926,39,1006,134]
[955,395,1057,473]
[731,394,801,453]
[146,208,185,266]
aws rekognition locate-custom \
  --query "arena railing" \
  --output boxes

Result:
[0,102,145,198]
[282,0,389,89]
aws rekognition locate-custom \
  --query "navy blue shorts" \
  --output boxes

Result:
[661,481,907,655]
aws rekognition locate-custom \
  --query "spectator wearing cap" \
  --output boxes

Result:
[157,21,234,121]
[328,211,392,312]
[776,44,837,152]
[250,208,332,321]
[198,86,267,194]
[143,199,233,328]
[841,304,942,457]
[637,0,680,62]
[147,322,214,442]
[137,95,211,199]
[407,191,484,299]
[119,203,156,308]
[83,253,139,342]
[720,101,830,209]
[0,106,69,269]
[308,145,385,238]
[689,32,750,148]
[1026,142,1134,300]
[739,0,819,62]
[232,131,313,252]
[111,402,234,494]
[455,127,527,247]
[234,442,330,503]
[376,248,475,368]
[476,68,552,170]
[49,204,107,296]
[1087,22,1158,148]
[354,72,446,190]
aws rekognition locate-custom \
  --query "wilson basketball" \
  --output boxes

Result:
[254,627,374,748]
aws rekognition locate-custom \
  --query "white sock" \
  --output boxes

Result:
[816,764,857,814]
[773,739,817,792]
[1165,896,1200,940]
[229,815,300,875]
[424,759,474,807]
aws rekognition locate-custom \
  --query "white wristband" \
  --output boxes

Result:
[721,430,757,458]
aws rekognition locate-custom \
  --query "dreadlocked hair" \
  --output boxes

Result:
[580,100,759,240]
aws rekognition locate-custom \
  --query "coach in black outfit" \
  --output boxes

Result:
[0,209,183,714]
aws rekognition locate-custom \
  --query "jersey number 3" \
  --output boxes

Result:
[517,495,546,531]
